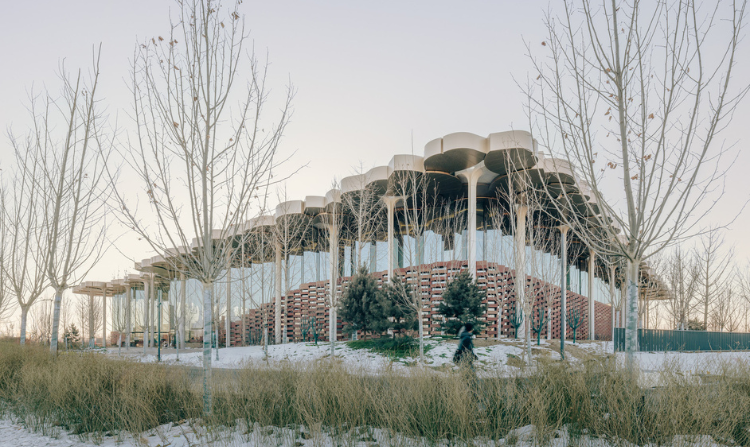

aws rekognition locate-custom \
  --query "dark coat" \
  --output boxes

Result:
[453,331,478,365]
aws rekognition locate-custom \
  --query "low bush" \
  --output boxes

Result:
[347,335,421,358]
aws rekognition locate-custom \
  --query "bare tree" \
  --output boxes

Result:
[109,0,291,414]
[4,124,52,345]
[525,0,748,360]
[37,49,112,354]
[0,186,14,324]
[661,248,699,330]
[487,199,515,340]
[739,264,750,331]
[388,166,445,361]
[711,285,741,332]
[341,165,385,270]
[274,188,314,342]
[695,228,733,331]
[29,298,54,345]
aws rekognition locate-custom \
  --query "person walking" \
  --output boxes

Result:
[453,322,478,366]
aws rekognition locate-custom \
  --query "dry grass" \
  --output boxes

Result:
[1,342,750,445]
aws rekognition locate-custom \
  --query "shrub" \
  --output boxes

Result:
[438,270,488,335]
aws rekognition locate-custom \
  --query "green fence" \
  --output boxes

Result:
[614,328,750,352]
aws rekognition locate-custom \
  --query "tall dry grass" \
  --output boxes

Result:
[1,342,750,445]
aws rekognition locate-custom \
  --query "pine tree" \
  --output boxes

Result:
[340,266,381,339]
[374,276,417,337]
[64,324,81,345]
[438,270,487,335]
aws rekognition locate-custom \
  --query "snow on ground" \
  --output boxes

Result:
[0,418,727,447]
[108,337,750,379]
[114,337,605,374]
[628,350,750,374]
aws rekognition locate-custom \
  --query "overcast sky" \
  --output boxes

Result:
[1,0,748,296]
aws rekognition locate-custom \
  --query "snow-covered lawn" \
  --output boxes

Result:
[108,338,750,381]
[116,337,609,374]
[0,417,730,447]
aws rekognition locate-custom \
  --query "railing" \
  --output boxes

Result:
[614,328,750,352]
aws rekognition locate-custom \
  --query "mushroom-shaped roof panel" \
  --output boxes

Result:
[365,166,390,195]
[484,130,538,176]
[424,132,488,173]
[252,215,276,228]
[324,189,341,208]
[226,223,244,238]
[542,158,575,184]
[167,246,190,257]
[303,196,326,215]
[424,171,464,198]
[126,274,146,285]
[341,174,367,195]
[275,200,305,219]
[389,154,425,173]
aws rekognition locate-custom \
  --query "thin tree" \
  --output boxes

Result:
[487,199,515,340]
[566,307,583,344]
[0,186,13,324]
[695,228,733,331]
[388,165,442,360]
[4,126,51,345]
[29,298,55,345]
[274,188,313,342]
[662,248,699,330]
[110,0,292,414]
[341,164,385,270]
[525,0,749,362]
[39,49,112,354]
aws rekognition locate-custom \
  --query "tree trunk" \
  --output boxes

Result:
[202,282,213,415]
[213,283,219,361]
[226,258,231,348]
[418,307,424,361]
[49,287,63,354]
[625,260,640,366]
[180,274,186,350]
[126,286,131,351]
[20,306,30,346]
[547,307,552,341]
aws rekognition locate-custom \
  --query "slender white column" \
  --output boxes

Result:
[89,294,95,348]
[102,289,107,348]
[274,240,282,344]
[558,225,570,360]
[588,249,596,340]
[143,281,149,354]
[621,279,627,329]
[150,275,155,348]
[382,196,400,283]
[126,286,131,351]
[609,264,617,347]
[369,241,377,273]
[514,204,529,350]
[328,221,339,351]
[180,273,186,350]
[227,252,232,348]
[456,166,484,279]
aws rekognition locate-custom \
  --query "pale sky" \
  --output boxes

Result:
[1,0,749,299]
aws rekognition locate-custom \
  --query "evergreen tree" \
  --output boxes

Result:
[438,270,487,335]
[374,276,417,337]
[339,266,380,339]
[64,324,81,345]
